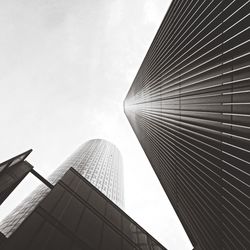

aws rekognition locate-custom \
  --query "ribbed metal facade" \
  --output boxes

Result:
[124,1,249,249]
[0,139,124,237]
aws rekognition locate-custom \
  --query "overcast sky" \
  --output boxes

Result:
[0,0,192,249]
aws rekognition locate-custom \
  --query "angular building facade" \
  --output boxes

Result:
[0,150,32,205]
[124,1,249,249]
[0,147,166,250]
[0,139,124,237]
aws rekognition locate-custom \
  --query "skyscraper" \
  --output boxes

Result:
[124,1,249,249]
[0,139,124,237]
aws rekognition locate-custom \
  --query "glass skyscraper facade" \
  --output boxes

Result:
[125,1,249,249]
[0,139,124,237]
[50,139,124,207]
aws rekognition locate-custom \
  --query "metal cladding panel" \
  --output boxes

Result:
[124,0,250,249]
[1,168,166,250]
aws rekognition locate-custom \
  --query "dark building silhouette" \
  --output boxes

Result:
[124,1,249,249]
[0,139,124,237]
[0,142,166,250]
[0,150,32,205]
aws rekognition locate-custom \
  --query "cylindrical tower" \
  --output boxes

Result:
[0,139,124,237]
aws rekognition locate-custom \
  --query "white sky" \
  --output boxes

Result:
[0,0,192,249]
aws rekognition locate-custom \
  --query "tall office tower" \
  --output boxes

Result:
[125,1,249,249]
[0,139,124,237]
